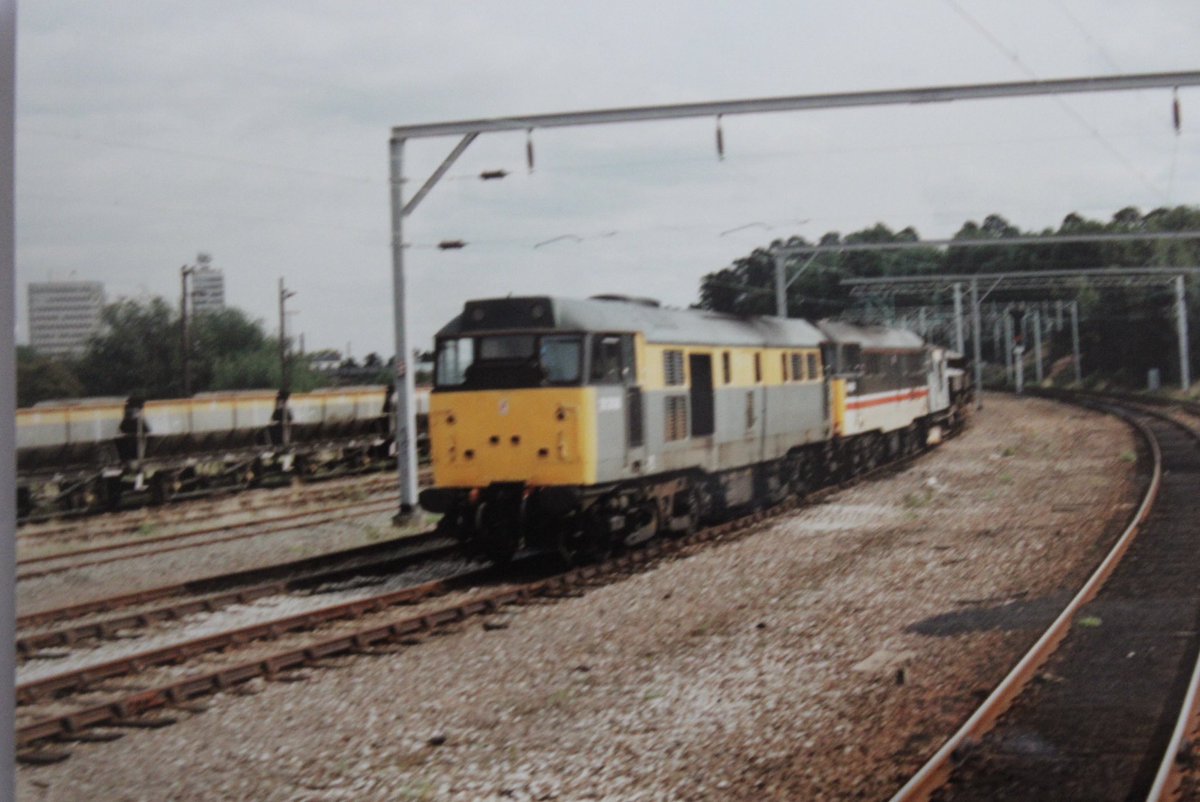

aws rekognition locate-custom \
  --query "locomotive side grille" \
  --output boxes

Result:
[663,350,685,386]
[626,387,644,448]
[664,395,688,442]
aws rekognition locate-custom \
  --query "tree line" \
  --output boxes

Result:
[697,206,1200,389]
[17,299,395,407]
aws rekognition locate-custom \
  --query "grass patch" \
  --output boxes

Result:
[901,490,933,509]
[136,522,158,537]
[512,686,576,717]
[397,780,437,802]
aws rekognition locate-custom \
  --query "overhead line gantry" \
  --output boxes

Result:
[388,70,1200,518]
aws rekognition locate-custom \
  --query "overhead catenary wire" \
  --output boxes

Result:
[1049,0,1125,74]
[942,0,1171,202]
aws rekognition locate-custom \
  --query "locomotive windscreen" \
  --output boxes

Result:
[435,334,583,390]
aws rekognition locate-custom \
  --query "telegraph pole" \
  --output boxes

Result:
[279,278,296,394]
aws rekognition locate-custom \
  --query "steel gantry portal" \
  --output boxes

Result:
[388,70,1200,518]
[840,267,1200,399]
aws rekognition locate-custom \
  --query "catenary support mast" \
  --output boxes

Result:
[388,71,1200,517]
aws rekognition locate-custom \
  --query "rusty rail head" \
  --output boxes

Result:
[17,498,400,581]
[1142,415,1200,802]
[888,397,1163,802]
[18,528,445,630]
[16,564,486,705]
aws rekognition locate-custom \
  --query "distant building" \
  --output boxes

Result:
[191,266,225,313]
[27,281,106,357]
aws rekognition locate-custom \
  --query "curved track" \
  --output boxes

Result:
[892,392,1200,802]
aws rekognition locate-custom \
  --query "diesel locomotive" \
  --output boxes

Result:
[419,294,969,563]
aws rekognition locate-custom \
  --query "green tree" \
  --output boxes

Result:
[66,295,331,399]
[189,308,270,390]
[16,346,84,406]
[696,205,1200,389]
[76,297,181,398]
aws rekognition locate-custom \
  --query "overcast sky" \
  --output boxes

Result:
[16,1,1200,358]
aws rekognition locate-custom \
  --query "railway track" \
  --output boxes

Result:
[16,496,401,581]
[17,460,434,528]
[17,527,454,629]
[17,473,400,543]
[16,557,490,706]
[16,532,458,657]
[891,391,1200,802]
[14,418,962,763]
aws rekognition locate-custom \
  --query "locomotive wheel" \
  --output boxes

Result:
[150,473,179,505]
[103,477,124,512]
[556,509,610,566]
[475,501,519,565]
[668,484,708,537]
[63,482,99,514]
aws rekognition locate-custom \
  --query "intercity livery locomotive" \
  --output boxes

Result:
[419,295,969,564]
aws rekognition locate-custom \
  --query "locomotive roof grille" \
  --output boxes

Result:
[815,319,926,350]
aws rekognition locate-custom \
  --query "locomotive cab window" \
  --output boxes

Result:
[590,334,636,385]
[841,344,863,375]
[540,336,583,383]
[435,337,475,387]
[434,334,582,389]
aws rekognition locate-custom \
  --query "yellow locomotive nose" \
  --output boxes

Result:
[429,388,597,488]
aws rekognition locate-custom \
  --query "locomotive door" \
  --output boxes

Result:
[688,354,714,438]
